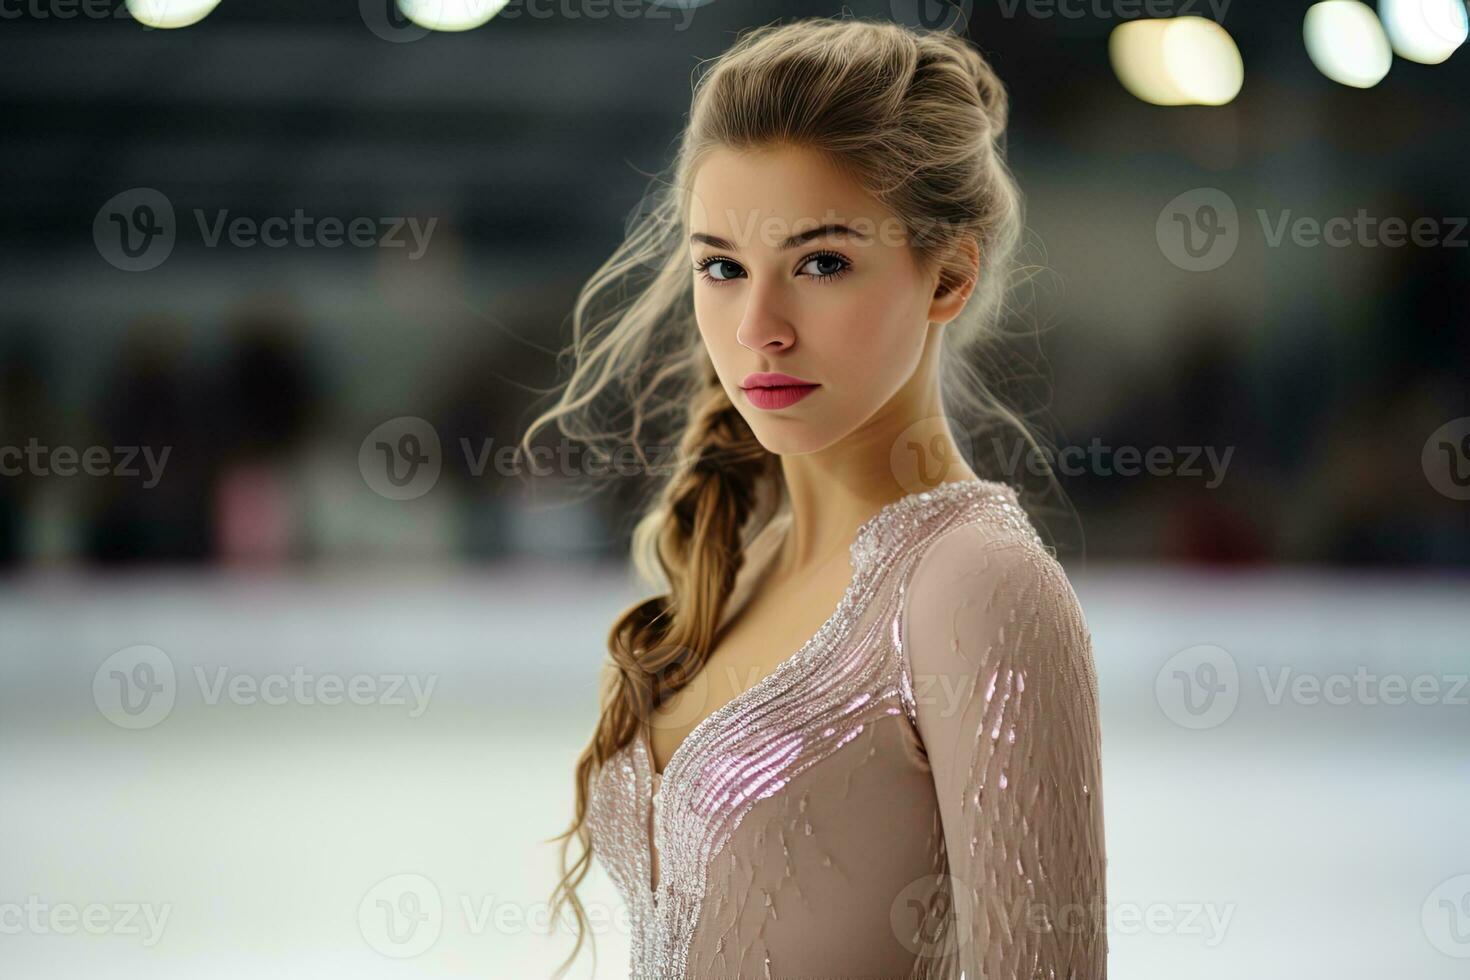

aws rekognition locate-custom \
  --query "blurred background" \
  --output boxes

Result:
[1,0,1467,977]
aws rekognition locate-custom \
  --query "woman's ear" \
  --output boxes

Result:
[927,234,980,325]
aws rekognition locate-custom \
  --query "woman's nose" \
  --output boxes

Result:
[734,289,796,352]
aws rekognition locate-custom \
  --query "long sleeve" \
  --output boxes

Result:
[901,522,1107,979]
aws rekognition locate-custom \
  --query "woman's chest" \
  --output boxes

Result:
[647,557,859,776]
[589,701,943,979]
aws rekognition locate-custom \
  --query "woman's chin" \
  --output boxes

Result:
[747,425,841,458]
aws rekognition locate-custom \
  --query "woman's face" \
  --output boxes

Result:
[687,144,962,457]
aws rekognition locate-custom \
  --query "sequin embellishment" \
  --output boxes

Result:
[582,478,1096,979]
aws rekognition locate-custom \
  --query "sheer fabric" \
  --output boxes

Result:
[584,478,1106,979]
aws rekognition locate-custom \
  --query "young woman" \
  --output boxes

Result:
[525,16,1106,979]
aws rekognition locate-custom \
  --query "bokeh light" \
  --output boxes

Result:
[397,0,510,32]
[1305,0,1395,87]
[1379,0,1469,64]
[125,0,222,29]
[1111,16,1245,106]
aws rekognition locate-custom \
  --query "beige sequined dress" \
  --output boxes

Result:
[584,478,1107,979]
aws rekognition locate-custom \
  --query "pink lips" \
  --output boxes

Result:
[740,372,820,410]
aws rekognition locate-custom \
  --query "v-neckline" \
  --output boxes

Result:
[637,477,991,795]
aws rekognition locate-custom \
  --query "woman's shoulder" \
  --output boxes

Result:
[904,514,1082,627]
[852,476,1048,575]
[889,479,1092,677]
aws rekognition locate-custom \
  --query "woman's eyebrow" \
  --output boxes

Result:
[688,223,871,251]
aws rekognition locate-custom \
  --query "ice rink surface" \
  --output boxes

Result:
[2,561,1466,978]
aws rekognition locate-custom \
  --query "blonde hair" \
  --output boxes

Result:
[520,16,1038,976]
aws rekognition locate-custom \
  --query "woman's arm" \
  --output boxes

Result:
[902,522,1107,979]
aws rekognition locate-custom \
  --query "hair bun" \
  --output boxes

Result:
[968,52,1010,139]
[924,31,1011,141]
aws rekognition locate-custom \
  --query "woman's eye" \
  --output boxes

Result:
[799,251,851,282]
[694,251,851,285]
[695,258,743,283]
